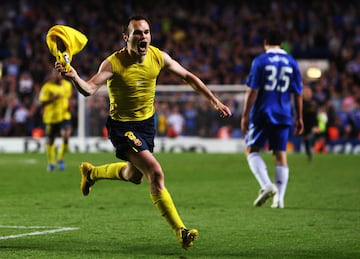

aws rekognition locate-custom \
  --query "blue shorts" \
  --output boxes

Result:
[245,123,290,151]
[45,119,72,137]
[45,122,62,137]
[61,119,72,130]
[106,116,155,161]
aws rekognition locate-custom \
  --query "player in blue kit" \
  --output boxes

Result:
[241,29,304,209]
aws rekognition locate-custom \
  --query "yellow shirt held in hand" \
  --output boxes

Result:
[46,25,88,72]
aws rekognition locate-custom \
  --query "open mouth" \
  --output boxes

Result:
[139,41,147,52]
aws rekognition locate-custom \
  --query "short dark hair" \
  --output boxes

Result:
[264,29,284,45]
[123,15,151,35]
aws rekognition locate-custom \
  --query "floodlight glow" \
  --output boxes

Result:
[306,67,322,79]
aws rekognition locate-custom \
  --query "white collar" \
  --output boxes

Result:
[266,48,287,54]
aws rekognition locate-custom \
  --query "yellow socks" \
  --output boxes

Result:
[57,143,68,161]
[150,188,185,233]
[91,162,127,180]
[46,144,56,165]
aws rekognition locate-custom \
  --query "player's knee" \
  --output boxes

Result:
[122,166,143,184]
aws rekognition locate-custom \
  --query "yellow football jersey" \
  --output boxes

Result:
[39,79,72,124]
[106,45,164,122]
[61,80,72,120]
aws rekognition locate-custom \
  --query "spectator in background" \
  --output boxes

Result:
[183,100,198,136]
[346,51,360,82]
[312,78,328,105]
[0,118,12,136]
[345,97,360,142]
[313,101,329,153]
[196,101,213,137]
[217,123,233,139]
[155,101,169,137]
[302,85,319,161]
[4,55,21,78]
[167,104,185,138]
[13,102,29,136]
[17,71,34,102]
[322,97,339,145]
[1,95,18,136]
[0,95,14,136]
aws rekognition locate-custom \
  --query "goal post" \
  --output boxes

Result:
[76,84,247,152]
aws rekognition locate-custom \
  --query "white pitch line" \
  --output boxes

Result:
[0,159,38,165]
[0,227,79,240]
[0,225,66,229]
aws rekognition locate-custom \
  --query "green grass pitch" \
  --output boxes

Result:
[0,152,359,258]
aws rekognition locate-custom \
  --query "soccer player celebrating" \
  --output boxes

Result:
[39,69,73,172]
[55,15,231,248]
[241,29,303,209]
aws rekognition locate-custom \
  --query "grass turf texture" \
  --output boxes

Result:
[0,152,359,258]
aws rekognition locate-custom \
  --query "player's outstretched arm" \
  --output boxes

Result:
[55,60,113,97]
[162,51,232,118]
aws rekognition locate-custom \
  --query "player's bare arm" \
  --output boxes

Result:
[162,51,232,118]
[294,93,304,136]
[241,88,258,134]
[55,59,113,97]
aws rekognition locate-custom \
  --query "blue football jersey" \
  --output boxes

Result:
[246,48,303,126]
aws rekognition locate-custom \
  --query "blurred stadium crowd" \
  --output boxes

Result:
[0,0,359,151]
